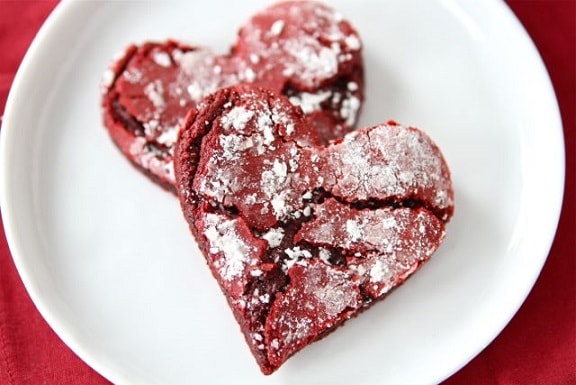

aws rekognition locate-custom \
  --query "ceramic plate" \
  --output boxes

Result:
[0,1,564,384]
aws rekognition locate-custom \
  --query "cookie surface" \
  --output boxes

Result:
[175,85,454,374]
[102,1,364,191]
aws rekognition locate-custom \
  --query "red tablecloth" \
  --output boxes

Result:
[1,2,574,384]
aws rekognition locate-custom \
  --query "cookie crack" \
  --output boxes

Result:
[110,96,147,137]
[308,187,448,224]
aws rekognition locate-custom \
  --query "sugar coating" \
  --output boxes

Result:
[270,20,285,36]
[240,1,362,88]
[102,0,364,192]
[317,123,454,216]
[197,211,266,299]
[265,260,362,366]
[197,107,453,232]
[283,246,313,271]
[289,91,332,115]
[260,228,285,248]
[296,198,446,297]
[143,80,165,110]
[152,51,172,67]
[193,90,315,231]
[202,213,252,281]
[176,85,454,374]
[129,137,175,182]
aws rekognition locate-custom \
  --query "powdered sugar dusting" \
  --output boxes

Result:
[345,35,361,50]
[345,219,364,244]
[221,107,255,132]
[320,123,453,213]
[340,95,361,127]
[122,67,142,84]
[219,134,254,160]
[156,125,179,147]
[283,39,339,83]
[296,199,446,297]
[129,138,175,184]
[265,261,362,365]
[194,91,313,230]
[244,67,256,82]
[299,199,442,253]
[107,0,364,191]
[289,91,332,115]
[261,159,292,220]
[197,158,235,202]
[152,51,172,67]
[313,277,357,318]
[240,0,362,89]
[318,248,332,264]
[181,87,452,371]
[177,49,214,75]
[270,20,285,36]
[143,80,165,110]
[261,227,285,248]
[367,258,394,286]
[283,246,312,271]
[201,213,253,281]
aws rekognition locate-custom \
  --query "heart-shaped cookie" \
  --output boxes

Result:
[174,85,454,374]
[102,1,364,191]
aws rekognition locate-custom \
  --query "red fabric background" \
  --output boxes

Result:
[0,1,574,384]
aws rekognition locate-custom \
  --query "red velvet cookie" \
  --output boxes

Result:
[174,85,454,374]
[102,1,364,191]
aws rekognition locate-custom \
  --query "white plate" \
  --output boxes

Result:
[0,1,564,384]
